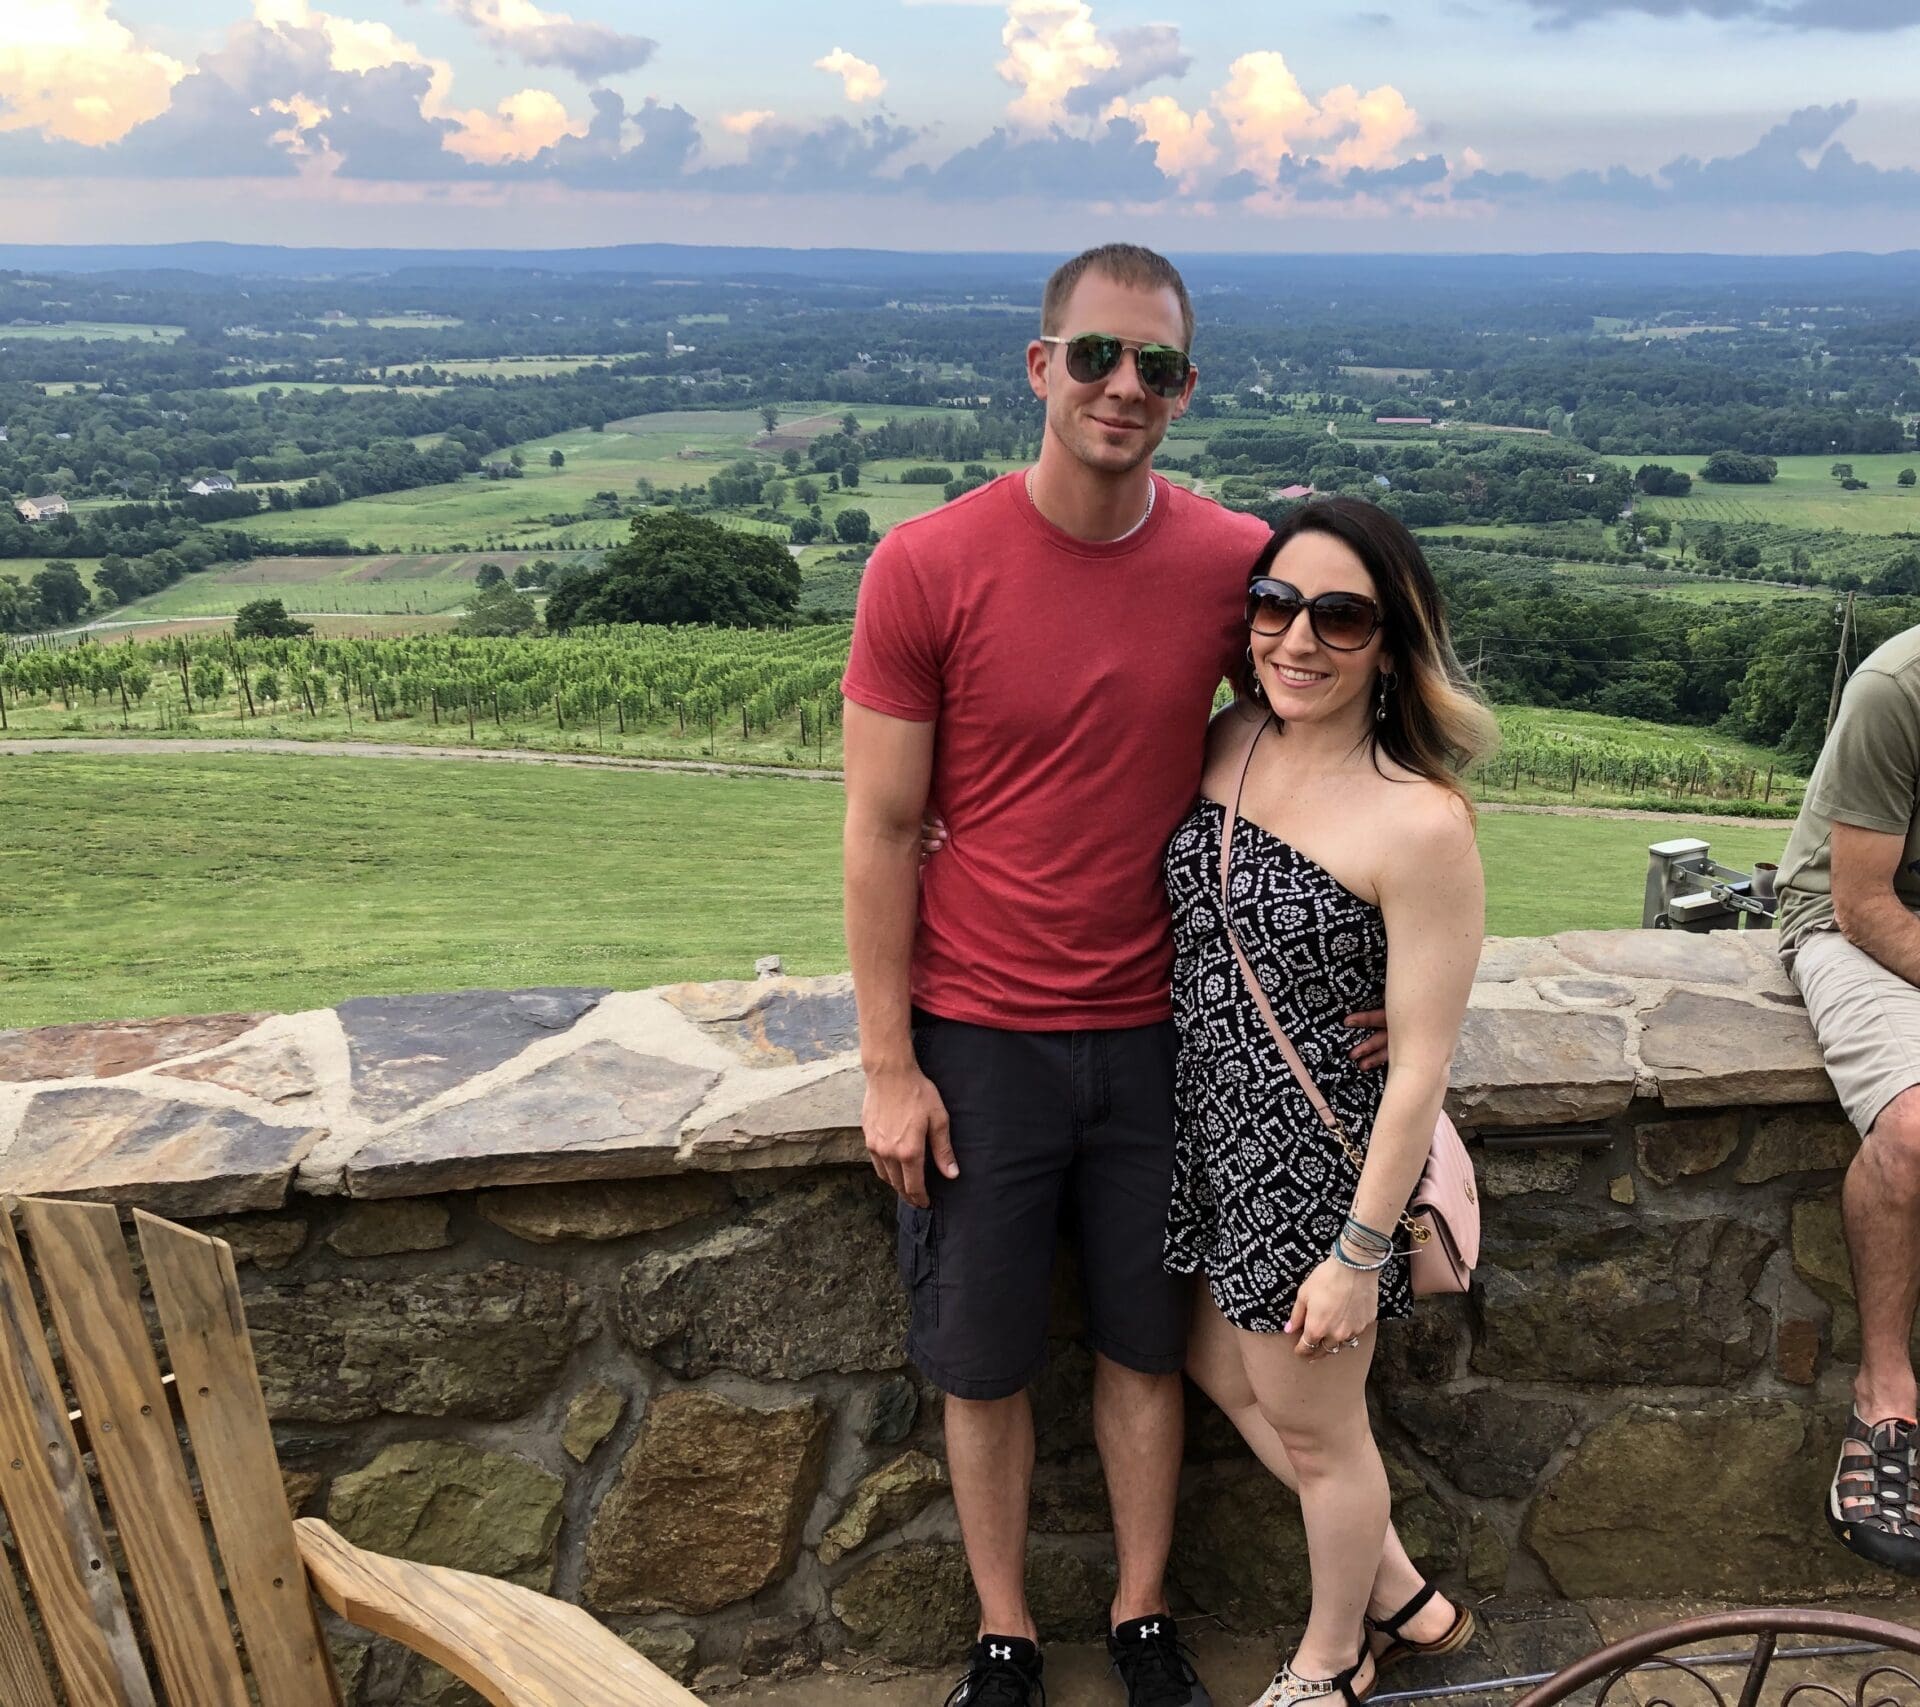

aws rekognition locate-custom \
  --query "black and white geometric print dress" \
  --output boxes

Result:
[1161,797,1412,1332]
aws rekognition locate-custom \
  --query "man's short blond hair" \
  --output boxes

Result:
[1041,243,1194,350]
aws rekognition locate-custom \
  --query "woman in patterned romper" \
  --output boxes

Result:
[1162,499,1494,1707]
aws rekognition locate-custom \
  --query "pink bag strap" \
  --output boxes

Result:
[1217,716,1344,1137]
[1216,716,1424,1242]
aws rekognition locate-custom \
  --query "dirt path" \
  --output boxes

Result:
[0,736,843,783]
[1473,799,1789,829]
[1,737,1793,826]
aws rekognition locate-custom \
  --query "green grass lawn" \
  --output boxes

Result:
[1605,452,1920,534]
[0,752,1795,1027]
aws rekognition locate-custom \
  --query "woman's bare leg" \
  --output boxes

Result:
[1186,1291,1454,1650]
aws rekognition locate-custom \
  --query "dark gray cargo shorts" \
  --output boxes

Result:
[898,1009,1193,1400]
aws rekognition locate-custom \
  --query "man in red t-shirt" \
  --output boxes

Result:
[842,245,1384,1707]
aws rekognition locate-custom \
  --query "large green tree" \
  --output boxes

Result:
[456,581,540,636]
[545,511,801,630]
[1700,450,1777,485]
[233,598,314,639]
[31,561,88,626]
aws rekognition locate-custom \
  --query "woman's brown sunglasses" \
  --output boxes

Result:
[1246,577,1382,651]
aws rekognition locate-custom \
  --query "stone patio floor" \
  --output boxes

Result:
[728,1594,1920,1707]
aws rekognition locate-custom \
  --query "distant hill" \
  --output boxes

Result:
[3,242,1919,297]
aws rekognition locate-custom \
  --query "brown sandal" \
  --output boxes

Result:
[1366,1584,1474,1673]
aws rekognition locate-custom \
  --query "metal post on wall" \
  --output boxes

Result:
[1826,590,1856,737]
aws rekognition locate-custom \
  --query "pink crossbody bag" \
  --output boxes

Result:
[1215,717,1478,1296]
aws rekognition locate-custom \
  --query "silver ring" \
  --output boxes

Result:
[1344,1336,1361,1348]
[1302,1339,1320,1352]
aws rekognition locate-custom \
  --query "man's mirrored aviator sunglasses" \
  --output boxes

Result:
[1246,577,1383,651]
[1039,333,1192,399]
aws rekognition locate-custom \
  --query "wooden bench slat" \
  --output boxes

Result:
[0,1549,60,1707]
[20,1200,252,1707]
[296,1518,704,1707]
[137,1211,341,1707]
[0,1213,154,1706]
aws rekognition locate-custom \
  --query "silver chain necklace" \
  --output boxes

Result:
[1025,468,1155,540]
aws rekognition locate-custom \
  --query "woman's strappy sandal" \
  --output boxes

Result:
[1365,1583,1475,1674]
[1247,1633,1375,1707]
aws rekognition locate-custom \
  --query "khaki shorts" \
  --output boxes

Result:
[1790,928,1920,1136]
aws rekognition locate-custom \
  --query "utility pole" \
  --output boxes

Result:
[1826,591,1856,737]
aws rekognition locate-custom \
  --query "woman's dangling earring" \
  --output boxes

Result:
[1375,669,1395,724]
[1247,647,1265,703]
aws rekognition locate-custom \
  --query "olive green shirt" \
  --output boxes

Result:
[1777,622,1920,961]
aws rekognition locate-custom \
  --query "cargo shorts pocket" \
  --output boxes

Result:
[897,1201,939,1324]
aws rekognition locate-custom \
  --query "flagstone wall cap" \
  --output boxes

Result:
[0,933,1835,1213]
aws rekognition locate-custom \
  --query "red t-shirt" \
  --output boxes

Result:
[842,471,1270,1030]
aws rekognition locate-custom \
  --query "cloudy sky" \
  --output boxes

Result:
[2,0,1917,253]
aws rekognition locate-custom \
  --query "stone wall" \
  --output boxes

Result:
[0,932,1895,1704]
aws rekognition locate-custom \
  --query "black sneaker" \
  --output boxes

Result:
[1109,1615,1211,1707]
[1830,1410,1920,1574]
[947,1636,1045,1707]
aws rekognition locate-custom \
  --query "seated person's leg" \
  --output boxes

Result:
[1796,930,1920,1569]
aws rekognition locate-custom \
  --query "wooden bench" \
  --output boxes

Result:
[0,1198,703,1706]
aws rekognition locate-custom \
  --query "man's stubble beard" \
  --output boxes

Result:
[1048,399,1164,480]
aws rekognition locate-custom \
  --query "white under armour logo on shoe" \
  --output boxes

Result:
[1140,1623,1161,1638]
[990,1645,1013,1661]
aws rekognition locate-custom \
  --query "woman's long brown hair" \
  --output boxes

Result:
[1235,497,1499,804]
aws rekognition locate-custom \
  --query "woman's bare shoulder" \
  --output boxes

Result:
[1377,774,1479,866]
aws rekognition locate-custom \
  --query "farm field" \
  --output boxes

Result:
[1421,536,1820,605]
[210,406,1028,552]
[1606,453,1920,533]
[0,321,186,341]
[1609,324,1739,340]
[1540,561,1822,604]
[218,380,447,397]
[424,353,650,378]
[325,315,464,328]
[85,552,591,620]
[210,424,751,551]
[0,751,1794,1026]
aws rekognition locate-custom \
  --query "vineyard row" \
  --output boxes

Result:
[3,623,1802,802]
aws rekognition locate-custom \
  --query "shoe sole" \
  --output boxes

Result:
[1826,1503,1920,1576]
[1375,1608,1476,1675]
